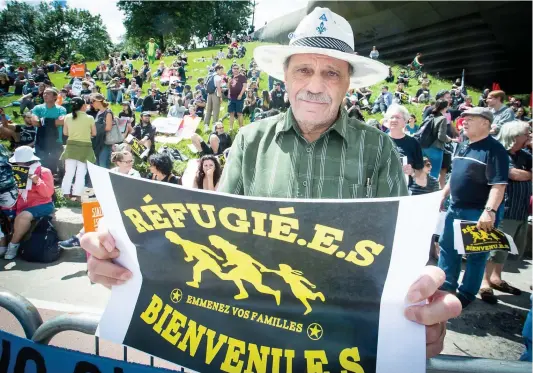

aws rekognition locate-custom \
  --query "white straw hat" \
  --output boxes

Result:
[9,146,40,163]
[254,7,389,88]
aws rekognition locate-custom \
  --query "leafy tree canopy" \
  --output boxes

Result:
[117,0,252,51]
[0,0,113,62]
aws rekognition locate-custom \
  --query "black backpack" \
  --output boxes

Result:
[414,115,438,148]
[205,73,217,94]
[20,216,61,263]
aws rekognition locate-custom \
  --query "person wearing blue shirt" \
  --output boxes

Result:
[438,107,509,309]
[31,88,67,175]
[371,86,393,114]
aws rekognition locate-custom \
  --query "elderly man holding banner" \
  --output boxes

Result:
[81,7,461,360]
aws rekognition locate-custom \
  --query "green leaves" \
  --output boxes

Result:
[117,0,253,51]
[0,0,112,62]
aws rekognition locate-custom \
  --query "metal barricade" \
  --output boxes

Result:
[0,288,531,373]
[0,288,43,339]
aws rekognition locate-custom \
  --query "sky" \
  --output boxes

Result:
[0,0,308,43]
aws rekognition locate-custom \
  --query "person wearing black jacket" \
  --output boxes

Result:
[269,83,286,111]
[141,89,160,113]
[132,112,156,155]
[147,153,181,185]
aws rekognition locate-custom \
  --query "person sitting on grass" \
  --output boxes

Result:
[193,90,206,118]
[3,146,54,260]
[106,78,124,105]
[397,70,409,86]
[141,89,160,114]
[0,143,18,257]
[132,112,156,156]
[193,154,222,191]
[153,61,166,79]
[147,153,181,184]
[413,82,431,104]
[190,121,232,156]
[394,83,409,105]
[0,73,12,97]
[168,98,187,119]
[140,61,152,82]
[418,72,431,86]
[0,110,36,149]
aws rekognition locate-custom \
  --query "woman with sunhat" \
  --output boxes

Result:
[4,146,54,260]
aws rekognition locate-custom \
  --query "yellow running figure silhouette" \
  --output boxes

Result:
[270,264,325,315]
[165,231,227,288]
[209,235,281,305]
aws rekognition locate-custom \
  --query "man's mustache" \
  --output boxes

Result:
[296,90,332,104]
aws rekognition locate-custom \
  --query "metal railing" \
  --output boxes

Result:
[1,288,531,373]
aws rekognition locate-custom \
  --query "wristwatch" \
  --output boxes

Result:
[485,206,497,214]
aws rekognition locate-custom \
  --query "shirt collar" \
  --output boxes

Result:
[275,107,349,144]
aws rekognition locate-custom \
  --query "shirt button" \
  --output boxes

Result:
[306,147,312,153]
[303,181,308,187]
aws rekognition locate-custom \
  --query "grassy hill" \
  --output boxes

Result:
[0,42,482,172]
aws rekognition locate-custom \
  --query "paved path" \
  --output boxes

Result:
[0,248,531,368]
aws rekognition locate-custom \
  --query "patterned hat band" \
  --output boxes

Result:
[290,36,354,54]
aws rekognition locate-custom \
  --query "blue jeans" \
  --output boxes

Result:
[98,145,111,168]
[107,90,123,104]
[438,205,502,301]
[422,147,444,179]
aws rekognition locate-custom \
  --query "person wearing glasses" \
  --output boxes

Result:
[58,149,140,250]
[190,121,232,156]
[409,157,440,196]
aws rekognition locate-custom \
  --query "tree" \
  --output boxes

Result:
[0,0,113,62]
[117,1,252,50]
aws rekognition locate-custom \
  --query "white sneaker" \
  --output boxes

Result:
[4,245,19,260]
[0,247,6,256]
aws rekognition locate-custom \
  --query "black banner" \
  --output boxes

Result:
[108,172,399,373]
[130,137,148,159]
[12,165,29,189]
[455,221,516,254]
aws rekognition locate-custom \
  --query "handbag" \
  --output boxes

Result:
[105,112,124,145]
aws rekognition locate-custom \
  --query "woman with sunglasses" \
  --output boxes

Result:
[91,93,114,168]
[409,157,440,195]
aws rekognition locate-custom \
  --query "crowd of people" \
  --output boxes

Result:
[0,9,531,362]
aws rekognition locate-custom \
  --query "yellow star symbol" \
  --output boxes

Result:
[307,323,323,340]
[170,288,183,303]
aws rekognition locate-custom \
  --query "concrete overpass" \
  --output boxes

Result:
[254,1,532,93]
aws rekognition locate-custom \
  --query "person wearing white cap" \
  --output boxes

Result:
[79,7,460,358]
[3,146,55,260]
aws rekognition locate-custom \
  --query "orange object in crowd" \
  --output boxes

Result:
[70,64,85,78]
[82,201,104,233]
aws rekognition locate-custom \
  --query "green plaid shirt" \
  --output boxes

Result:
[218,108,408,199]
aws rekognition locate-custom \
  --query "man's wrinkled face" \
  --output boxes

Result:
[462,115,489,138]
[284,54,350,128]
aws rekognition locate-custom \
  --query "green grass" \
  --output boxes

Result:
[1,42,483,175]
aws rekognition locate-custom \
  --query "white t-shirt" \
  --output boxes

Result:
[213,75,222,96]
[110,167,140,178]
